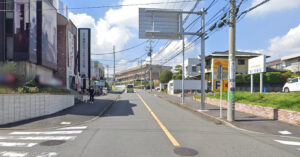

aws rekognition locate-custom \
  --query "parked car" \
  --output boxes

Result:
[155,87,160,91]
[126,84,134,93]
[283,77,300,92]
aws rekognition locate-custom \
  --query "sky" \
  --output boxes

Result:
[62,0,300,77]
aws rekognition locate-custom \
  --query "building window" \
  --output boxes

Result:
[238,59,245,65]
[14,1,30,54]
[192,66,197,72]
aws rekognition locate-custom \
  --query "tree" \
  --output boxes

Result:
[160,70,173,83]
[172,65,183,80]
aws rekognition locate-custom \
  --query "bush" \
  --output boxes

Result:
[160,70,173,83]
[265,72,282,84]
[18,86,39,93]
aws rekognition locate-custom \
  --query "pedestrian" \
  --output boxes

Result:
[89,86,95,103]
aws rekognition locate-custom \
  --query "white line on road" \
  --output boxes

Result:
[36,152,58,157]
[274,140,300,146]
[0,136,76,141]
[278,130,292,135]
[60,122,71,125]
[57,126,87,130]
[0,142,37,147]
[0,151,28,157]
[10,131,82,135]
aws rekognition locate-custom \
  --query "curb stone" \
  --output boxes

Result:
[150,91,300,140]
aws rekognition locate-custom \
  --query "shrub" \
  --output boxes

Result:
[160,70,173,83]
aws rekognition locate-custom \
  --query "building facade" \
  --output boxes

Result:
[267,53,300,73]
[115,64,172,83]
[185,58,200,78]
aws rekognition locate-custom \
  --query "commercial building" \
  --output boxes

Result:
[91,61,105,80]
[115,64,172,83]
[267,53,300,73]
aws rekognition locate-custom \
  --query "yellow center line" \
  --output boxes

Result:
[137,93,180,147]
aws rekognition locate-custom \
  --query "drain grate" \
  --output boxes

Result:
[39,140,66,146]
[174,147,198,156]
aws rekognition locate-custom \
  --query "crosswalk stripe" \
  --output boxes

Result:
[0,136,76,141]
[10,131,82,135]
[0,151,28,157]
[274,140,300,146]
[0,142,37,147]
[36,152,58,157]
[57,126,87,130]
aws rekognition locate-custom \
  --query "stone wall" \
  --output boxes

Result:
[0,94,74,125]
[193,97,300,125]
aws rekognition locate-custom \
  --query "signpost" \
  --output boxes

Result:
[139,7,203,105]
[217,65,223,118]
[248,55,266,93]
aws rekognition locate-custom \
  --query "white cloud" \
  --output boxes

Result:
[255,24,300,60]
[249,0,300,15]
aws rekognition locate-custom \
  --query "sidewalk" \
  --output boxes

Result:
[151,91,300,138]
[0,92,121,130]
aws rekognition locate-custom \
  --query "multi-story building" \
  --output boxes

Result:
[267,53,300,73]
[0,0,78,89]
[91,61,105,80]
[205,51,263,75]
[185,58,200,78]
[115,64,172,83]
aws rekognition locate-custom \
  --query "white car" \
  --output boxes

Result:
[283,77,300,92]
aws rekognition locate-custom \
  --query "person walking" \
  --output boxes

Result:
[89,86,95,103]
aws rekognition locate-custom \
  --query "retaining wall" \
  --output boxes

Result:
[0,94,74,125]
[193,97,300,125]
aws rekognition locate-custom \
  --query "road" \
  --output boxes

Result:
[0,89,299,157]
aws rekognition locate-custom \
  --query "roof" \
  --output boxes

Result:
[267,59,281,65]
[281,53,300,61]
[206,50,269,58]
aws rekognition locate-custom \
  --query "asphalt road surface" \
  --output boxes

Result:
[0,89,299,157]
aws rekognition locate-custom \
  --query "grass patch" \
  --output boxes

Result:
[195,91,300,112]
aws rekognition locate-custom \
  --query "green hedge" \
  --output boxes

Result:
[236,72,286,84]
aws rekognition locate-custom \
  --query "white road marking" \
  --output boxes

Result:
[0,142,37,147]
[57,126,87,130]
[0,151,28,157]
[10,131,82,135]
[36,152,58,157]
[0,136,76,141]
[298,148,300,151]
[274,140,300,146]
[60,122,71,125]
[278,130,292,135]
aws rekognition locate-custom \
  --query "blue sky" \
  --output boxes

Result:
[62,0,300,76]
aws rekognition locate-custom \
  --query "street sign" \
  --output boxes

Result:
[139,8,183,40]
[212,59,228,92]
[248,55,266,74]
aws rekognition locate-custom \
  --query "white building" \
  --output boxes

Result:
[185,58,200,78]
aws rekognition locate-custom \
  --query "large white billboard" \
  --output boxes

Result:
[68,31,75,76]
[79,29,90,79]
[248,55,266,74]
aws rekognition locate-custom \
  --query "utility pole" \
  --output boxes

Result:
[106,65,109,82]
[200,8,206,111]
[113,45,116,87]
[181,36,185,104]
[148,40,153,92]
[228,0,236,122]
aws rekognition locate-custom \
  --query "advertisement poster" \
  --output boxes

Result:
[212,59,228,92]
[79,28,90,79]
[68,31,75,76]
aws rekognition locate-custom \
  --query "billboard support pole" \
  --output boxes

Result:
[260,72,263,93]
[220,66,223,118]
[250,74,253,93]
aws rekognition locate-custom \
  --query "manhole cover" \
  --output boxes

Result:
[174,147,198,156]
[39,140,66,146]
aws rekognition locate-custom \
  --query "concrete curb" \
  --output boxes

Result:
[0,94,121,131]
[151,91,300,140]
